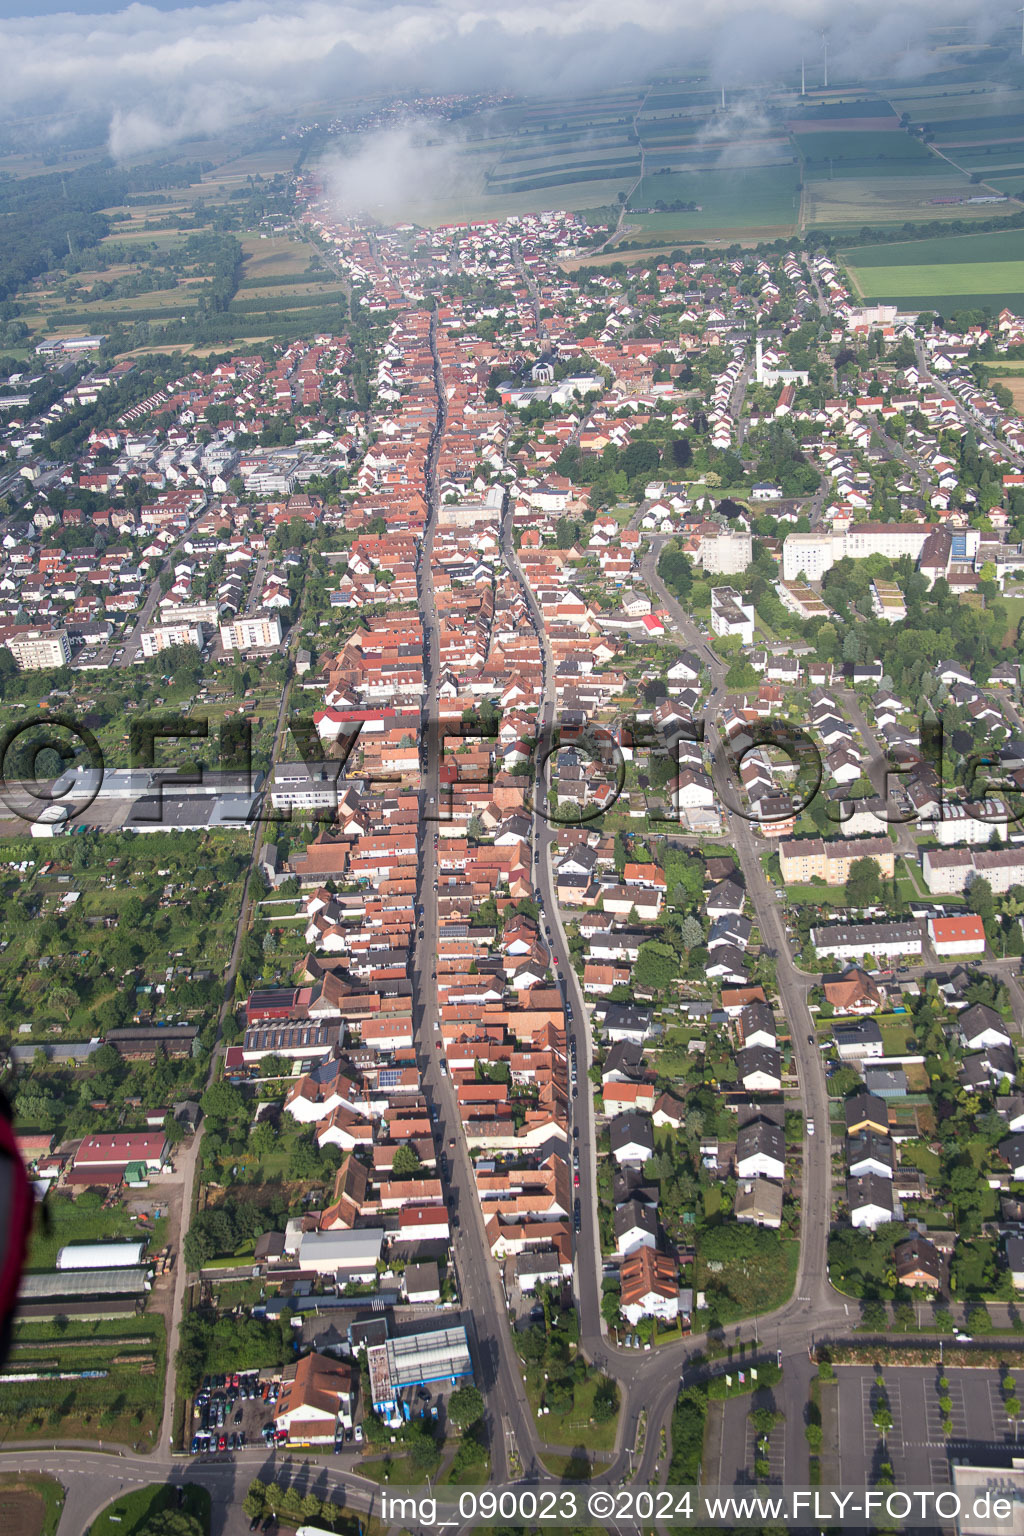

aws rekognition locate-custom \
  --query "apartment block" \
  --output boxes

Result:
[710,586,755,646]
[701,528,752,575]
[6,627,71,670]
[779,835,895,887]
[140,621,205,657]
[220,613,284,652]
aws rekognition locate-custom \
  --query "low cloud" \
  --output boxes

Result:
[0,0,1004,161]
[322,121,478,222]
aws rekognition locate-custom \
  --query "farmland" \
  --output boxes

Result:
[0,1315,166,1448]
[842,227,1024,307]
[850,261,1024,300]
[794,129,944,171]
[802,173,996,230]
[842,227,1024,265]
[624,164,802,240]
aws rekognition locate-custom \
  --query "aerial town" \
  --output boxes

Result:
[9,88,1024,1536]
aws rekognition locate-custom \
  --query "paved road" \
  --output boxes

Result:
[0,1446,387,1536]
[118,520,202,668]
[416,312,542,1483]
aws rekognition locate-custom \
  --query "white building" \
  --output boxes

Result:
[140,621,205,657]
[701,528,752,575]
[220,613,283,652]
[7,627,71,670]
[710,586,755,646]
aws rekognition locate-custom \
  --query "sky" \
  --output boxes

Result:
[0,0,1010,160]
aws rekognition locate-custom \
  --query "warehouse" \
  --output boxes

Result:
[18,1266,151,1317]
[366,1323,473,1423]
[296,1229,384,1281]
[73,1132,167,1181]
[56,1240,147,1270]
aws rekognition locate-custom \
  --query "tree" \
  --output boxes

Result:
[259,1054,290,1078]
[447,1384,485,1432]
[593,1376,619,1423]
[243,1484,267,1520]
[392,1144,422,1177]
[750,1406,782,1438]
[633,940,678,995]
[967,877,995,925]
[679,915,704,950]
[845,857,884,908]
[860,1298,887,1331]
[601,1289,622,1329]
[201,1079,244,1122]
[872,1402,893,1442]
[137,1515,204,1536]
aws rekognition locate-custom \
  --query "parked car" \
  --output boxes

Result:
[354,1425,364,1444]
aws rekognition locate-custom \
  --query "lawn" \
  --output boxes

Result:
[899,1141,942,1180]
[879,1021,913,1053]
[523,1364,621,1450]
[780,881,850,906]
[0,1475,64,1536]
[537,1450,612,1479]
[88,1484,209,1536]
[996,592,1024,643]
[26,1190,165,1271]
[360,1454,433,1487]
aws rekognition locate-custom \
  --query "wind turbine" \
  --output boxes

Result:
[821,30,829,88]
[801,55,806,95]
[1019,6,1024,57]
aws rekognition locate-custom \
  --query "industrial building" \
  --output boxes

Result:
[366,1323,473,1423]
[56,1241,146,1270]
[295,1228,384,1281]
[18,1266,151,1315]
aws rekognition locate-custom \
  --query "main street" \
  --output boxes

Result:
[417,312,542,1484]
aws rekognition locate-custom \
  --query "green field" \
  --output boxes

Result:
[794,129,942,166]
[852,260,1024,300]
[843,229,1024,266]
[626,164,800,233]
[843,227,1024,305]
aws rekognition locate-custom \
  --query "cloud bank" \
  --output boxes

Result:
[0,0,1007,160]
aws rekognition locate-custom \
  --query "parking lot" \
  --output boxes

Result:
[190,1371,281,1456]
[836,1365,1022,1488]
